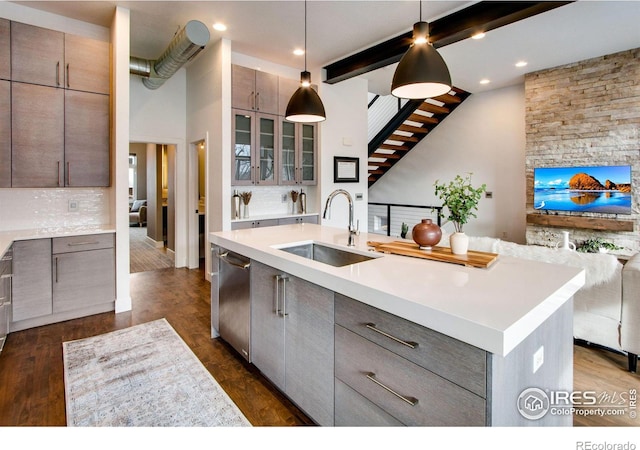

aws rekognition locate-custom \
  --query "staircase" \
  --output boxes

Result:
[368,87,470,187]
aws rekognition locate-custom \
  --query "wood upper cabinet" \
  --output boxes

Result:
[11,82,64,188]
[11,239,53,322]
[0,80,10,188]
[65,90,110,187]
[232,64,278,114]
[64,33,110,95]
[278,76,299,116]
[0,19,9,80]
[10,22,64,87]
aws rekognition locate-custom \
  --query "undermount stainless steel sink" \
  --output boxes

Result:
[277,242,377,267]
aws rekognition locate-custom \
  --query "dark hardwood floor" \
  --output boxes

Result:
[0,265,637,427]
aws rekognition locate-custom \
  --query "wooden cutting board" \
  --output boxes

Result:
[367,240,499,269]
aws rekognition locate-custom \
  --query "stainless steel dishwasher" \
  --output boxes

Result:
[212,245,251,362]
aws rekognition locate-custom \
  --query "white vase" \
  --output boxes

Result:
[450,232,469,255]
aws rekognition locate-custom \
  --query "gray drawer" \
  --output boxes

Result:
[52,233,114,254]
[0,248,11,276]
[335,293,486,397]
[335,378,403,427]
[335,325,486,426]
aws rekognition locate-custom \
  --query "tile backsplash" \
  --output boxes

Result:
[233,185,317,217]
[0,188,111,232]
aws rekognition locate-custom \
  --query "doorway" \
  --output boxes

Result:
[195,140,206,268]
[128,142,176,274]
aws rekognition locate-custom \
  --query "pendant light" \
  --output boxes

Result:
[391,1,452,99]
[285,0,326,123]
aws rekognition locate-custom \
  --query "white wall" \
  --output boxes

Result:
[186,38,231,277]
[129,68,189,267]
[319,77,370,239]
[368,84,527,243]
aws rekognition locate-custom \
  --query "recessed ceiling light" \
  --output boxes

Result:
[293,48,305,56]
[515,61,528,68]
[213,23,227,31]
[480,79,490,85]
[471,32,485,40]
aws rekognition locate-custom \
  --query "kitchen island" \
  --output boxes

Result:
[210,223,585,426]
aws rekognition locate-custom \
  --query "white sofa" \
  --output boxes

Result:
[444,234,639,372]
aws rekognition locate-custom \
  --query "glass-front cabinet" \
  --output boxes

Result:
[232,109,278,185]
[279,120,317,186]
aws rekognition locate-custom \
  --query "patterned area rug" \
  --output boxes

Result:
[63,318,251,427]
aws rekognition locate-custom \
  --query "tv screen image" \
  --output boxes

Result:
[533,165,632,215]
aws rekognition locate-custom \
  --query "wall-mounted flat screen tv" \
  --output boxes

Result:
[534,165,632,214]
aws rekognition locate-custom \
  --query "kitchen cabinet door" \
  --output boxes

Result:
[278,76,299,116]
[250,261,286,390]
[254,70,278,114]
[232,109,254,185]
[256,113,278,185]
[299,123,317,185]
[0,19,9,80]
[53,248,115,314]
[279,119,298,185]
[0,80,10,188]
[11,239,52,322]
[11,82,64,187]
[64,33,110,95]
[64,90,110,187]
[10,22,64,87]
[283,274,335,426]
[231,65,278,114]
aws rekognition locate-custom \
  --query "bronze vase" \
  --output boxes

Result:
[412,219,442,250]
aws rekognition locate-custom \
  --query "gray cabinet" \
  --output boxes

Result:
[7,19,110,188]
[232,109,278,185]
[277,215,318,225]
[65,90,110,187]
[10,22,64,87]
[280,120,317,185]
[64,33,110,95]
[11,82,65,187]
[0,80,10,188]
[0,19,9,80]
[10,234,115,332]
[0,247,12,352]
[334,293,486,426]
[231,218,279,230]
[250,260,334,426]
[11,239,53,322]
[232,64,278,114]
[52,234,115,313]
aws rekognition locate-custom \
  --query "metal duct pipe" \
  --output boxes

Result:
[130,20,210,90]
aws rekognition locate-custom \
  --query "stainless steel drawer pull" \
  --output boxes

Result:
[365,323,418,349]
[68,241,101,247]
[366,372,418,406]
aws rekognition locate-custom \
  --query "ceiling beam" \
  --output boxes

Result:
[323,1,573,85]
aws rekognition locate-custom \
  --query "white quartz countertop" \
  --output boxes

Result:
[0,225,116,256]
[210,223,585,357]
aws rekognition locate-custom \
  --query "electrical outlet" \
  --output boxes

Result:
[485,191,493,199]
[68,200,79,212]
[533,345,544,373]
[355,193,363,201]
[281,194,288,203]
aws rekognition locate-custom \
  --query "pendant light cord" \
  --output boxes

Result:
[304,0,308,72]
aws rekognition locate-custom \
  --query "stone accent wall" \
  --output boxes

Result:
[525,48,640,253]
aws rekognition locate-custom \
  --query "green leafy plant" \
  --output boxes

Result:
[400,222,409,239]
[577,238,622,253]
[434,173,487,233]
